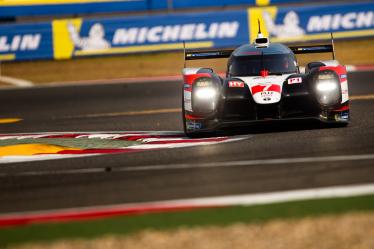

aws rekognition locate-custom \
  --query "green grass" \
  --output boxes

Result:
[1,194,374,247]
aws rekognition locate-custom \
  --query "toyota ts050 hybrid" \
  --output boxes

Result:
[182,28,349,136]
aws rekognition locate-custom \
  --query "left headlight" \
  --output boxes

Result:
[192,77,218,113]
[314,71,340,106]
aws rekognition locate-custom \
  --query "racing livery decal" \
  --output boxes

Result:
[288,77,302,84]
[229,81,245,87]
[0,132,247,163]
[251,83,281,103]
[238,74,291,104]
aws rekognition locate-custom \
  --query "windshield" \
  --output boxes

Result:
[229,53,297,77]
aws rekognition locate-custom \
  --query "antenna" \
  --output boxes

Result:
[258,19,261,34]
[183,41,186,68]
[330,32,336,60]
[254,18,268,46]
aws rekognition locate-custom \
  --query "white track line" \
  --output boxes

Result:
[1,183,374,219]
[0,154,95,164]
[2,154,374,176]
[0,76,33,87]
[148,183,374,207]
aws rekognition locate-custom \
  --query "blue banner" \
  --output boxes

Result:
[0,0,327,18]
[0,22,53,61]
[52,10,249,59]
[1,2,374,61]
[0,1,153,18]
[249,2,374,43]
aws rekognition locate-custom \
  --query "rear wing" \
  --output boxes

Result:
[182,41,233,67]
[184,49,234,60]
[289,33,336,60]
[289,44,333,54]
[182,33,336,67]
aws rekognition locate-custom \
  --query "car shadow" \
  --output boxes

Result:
[213,119,346,137]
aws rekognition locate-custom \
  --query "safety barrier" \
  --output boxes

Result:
[0,0,154,19]
[170,0,304,9]
[0,2,373,61]
[0,0,330,18]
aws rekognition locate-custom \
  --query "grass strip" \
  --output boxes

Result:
[1,194,374,247]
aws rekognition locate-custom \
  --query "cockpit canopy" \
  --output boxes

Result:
[228,43,298,77]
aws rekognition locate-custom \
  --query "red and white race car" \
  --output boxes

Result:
[182,31,349,136]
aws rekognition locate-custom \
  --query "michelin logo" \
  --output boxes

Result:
[307,11,374,31]
[263,11,305,38]
[263,9,374,39]
[0,34,41,52]
[68,22,111,50]
[66,21,239,50]
[113,22,239,45]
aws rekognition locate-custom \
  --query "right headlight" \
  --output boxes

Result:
[314,71,340,106]
[192,77,218,113]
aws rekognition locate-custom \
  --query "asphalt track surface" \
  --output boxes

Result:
[0,71,373,214]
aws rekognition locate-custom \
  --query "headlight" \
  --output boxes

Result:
[192,77,218,113]
[315,71,340,106]
[316,81,337,91]
[195,87,217,99]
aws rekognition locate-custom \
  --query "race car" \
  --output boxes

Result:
[182,29,349,136]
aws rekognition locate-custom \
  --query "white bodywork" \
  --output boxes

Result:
[320,60,339,67]
[236,74,293,104]
[182,67,203,75]
[341,80,349,103]
[183,68,203,112]
[184,91,192,111]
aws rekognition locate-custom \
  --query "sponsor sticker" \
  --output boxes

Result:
[251,84,281,94]
[187,121,202,130]
[261,91,273,101]
[340,74,347,79]
[288,77,302,84]
[335,112,349,121]
[229,81,244,88]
